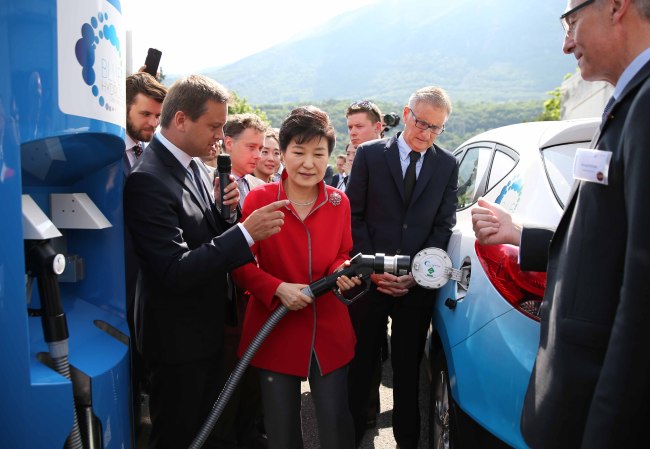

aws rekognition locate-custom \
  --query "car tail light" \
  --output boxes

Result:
[475,242,546,321]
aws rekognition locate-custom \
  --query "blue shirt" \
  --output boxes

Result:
[613,46,650,100]
[397,133,425,179]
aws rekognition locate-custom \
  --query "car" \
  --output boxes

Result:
[427,118,600,449]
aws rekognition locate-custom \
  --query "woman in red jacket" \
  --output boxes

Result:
[233,106,359,449]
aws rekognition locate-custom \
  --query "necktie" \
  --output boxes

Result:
[602,96,615,123]
[404,151,420,204]
[189,160,209,204]
[237,177,249,206]
[132,143,143,159]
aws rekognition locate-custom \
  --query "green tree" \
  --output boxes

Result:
[535,87,562,121]
[156,67,166,83]
[535,72,574,121]
[229,91,268,122]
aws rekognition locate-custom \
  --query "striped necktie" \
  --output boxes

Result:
[602,96,615,123]
[189,160,209,204]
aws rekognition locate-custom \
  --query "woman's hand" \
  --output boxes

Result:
[275,282,312,311]
[333,260,363,291]
[336,274,362,292]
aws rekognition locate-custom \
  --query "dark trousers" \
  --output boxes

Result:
[348,291,432,449]
[259,355,355,449]
[147,356,223,449]
[211,322,263,448]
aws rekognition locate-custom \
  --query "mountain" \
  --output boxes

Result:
[200,0,576,104]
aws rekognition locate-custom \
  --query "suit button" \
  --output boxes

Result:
[403,224,408,229]
[396,249,401,254]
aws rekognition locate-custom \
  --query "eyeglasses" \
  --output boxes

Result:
[408,109,445,135]
[560,0,595,35]
[348,100,382,123]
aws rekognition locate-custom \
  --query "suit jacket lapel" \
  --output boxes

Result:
[384,135,439,207]
[385,137,406,201]
[151,139,219,233]
[553,59,650,248]
[603,58,650,134]
[409,146,437,205]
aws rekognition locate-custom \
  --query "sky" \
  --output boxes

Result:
[125,0,378,75]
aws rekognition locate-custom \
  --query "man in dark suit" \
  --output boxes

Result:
[123,72,167,431]
[329,154,347,187]
[346,86,458,448]
[216,112,269,449]
[472,1,650,447]
[123,74,287,449]
[344,99,386,429]
[124,72,167,173]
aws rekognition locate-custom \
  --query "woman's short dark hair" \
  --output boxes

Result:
[279,106,336,155]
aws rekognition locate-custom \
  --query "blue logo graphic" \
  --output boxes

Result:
[424,260,435,277]
[74,11,121,111]
[496,176,524,211]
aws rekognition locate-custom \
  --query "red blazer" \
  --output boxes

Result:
[233,178,356,377]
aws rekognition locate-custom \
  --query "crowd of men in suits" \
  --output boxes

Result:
[121,1,650,447]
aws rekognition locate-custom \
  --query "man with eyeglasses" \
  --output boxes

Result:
[471,1,650,448]
[346,86,458,448]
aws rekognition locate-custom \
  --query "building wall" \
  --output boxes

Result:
[560,69,613,120]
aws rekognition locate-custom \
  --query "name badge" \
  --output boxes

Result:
[573,148,612,185]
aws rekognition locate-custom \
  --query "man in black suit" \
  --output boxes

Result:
[123,72,167,431]
[123,74,287,449]
[124,72,167,173]
[329,154,347,188]
[472,1,650,447]
[346,86,458,448]
[344,99,386,429]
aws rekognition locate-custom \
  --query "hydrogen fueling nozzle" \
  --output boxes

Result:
[302,252,411,304]
[25,240,85,449]
[24,240,68,343]
[304,247,466,305]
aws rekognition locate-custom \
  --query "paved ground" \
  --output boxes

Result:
[300,355,431,449]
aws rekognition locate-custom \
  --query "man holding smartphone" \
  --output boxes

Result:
[124,71,167,436]
[124,72,167,172]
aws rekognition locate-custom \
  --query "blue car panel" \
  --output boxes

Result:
[434,232,513,348]
[445,308,539,448]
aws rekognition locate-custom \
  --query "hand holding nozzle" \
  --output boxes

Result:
[303,252,411,305]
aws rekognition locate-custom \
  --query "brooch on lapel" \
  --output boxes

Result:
[329,192,342,206]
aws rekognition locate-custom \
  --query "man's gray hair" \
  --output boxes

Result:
[633,0,650,19]
[408,86,452,115]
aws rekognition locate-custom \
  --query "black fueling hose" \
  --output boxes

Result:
[25,240,85,449]
[189,253,410,449]
[189,302,289,449]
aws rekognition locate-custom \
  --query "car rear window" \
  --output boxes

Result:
[541,142,588,207]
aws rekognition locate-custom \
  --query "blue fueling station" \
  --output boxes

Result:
[1,0,134,447]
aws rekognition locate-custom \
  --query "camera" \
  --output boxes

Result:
[382,113,401,136]
[383,113,400,128]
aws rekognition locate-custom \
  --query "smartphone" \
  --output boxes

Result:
[143,48,162,77]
